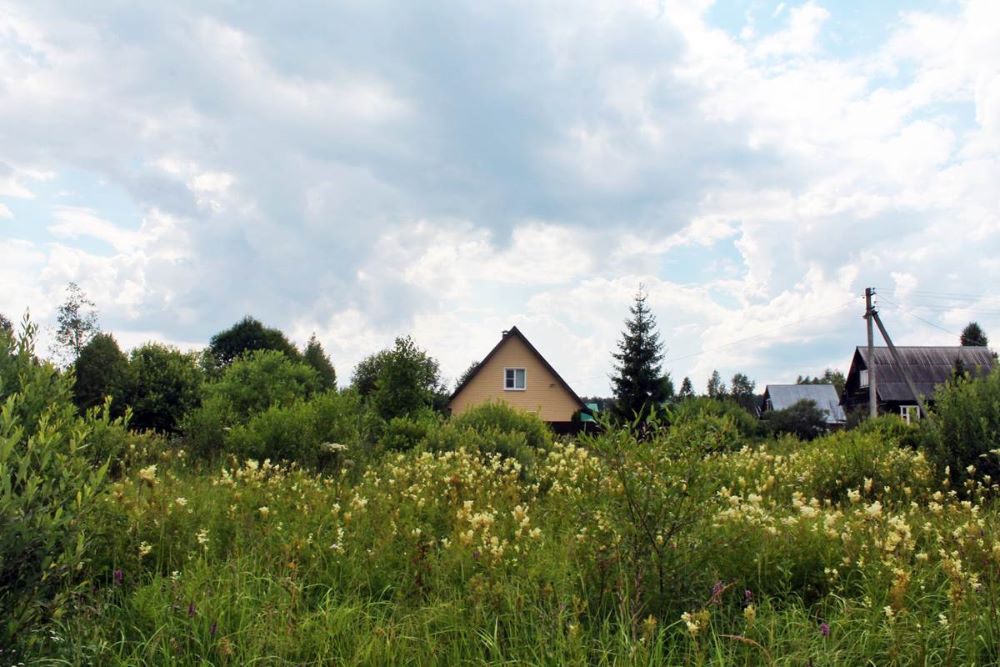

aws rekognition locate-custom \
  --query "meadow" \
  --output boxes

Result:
[4,327,1000,665]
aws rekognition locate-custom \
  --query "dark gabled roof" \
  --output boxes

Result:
[851,346,994,402]
[763,384,846,423]
[448,326,587,411]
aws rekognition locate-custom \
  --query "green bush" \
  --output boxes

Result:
[181,350,321,459]
[225,391,367,468]
[922,368,1000,488]
[204,349,319,420]
[0,320,113,647]
[381,409,441,452]
[671,396,763,441]
[450,401,553,451]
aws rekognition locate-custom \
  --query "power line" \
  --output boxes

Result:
[877,295,962,338]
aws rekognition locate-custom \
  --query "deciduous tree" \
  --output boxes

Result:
[52,282,99,366]
[209,316,300,368]
[303,333,337,390]
[72,332,129,414]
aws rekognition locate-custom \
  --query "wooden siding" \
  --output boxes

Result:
[449,334,581,422]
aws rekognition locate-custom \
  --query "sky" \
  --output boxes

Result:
[2,0,999,396]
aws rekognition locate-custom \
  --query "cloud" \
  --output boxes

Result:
[1,0,999,393]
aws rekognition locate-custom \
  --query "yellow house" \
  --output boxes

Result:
[448,326,586,424]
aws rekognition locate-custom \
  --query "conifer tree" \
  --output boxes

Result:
[610,288,672,421]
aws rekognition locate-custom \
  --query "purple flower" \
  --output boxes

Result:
[187,602,196,618]
[744,589,753,604]
[113,569,124,585]
[820,622,830,637]
[210,623,217,638]
[472,550,481,560]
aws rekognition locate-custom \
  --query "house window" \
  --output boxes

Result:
[859,369,869,388]
[504,368,526,390]
[900,405,920,424]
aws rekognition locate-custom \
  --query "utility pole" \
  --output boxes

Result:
[865,288,878,419]
[871,310,934,425]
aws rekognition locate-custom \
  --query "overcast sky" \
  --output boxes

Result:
[2,0,999,395]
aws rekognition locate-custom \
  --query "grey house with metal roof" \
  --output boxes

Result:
[841,346,994,421]
[762,384,846,425]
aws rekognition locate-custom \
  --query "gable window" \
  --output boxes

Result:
[859,369,869,388]
[504,368,526,391]
[900,405,919,424]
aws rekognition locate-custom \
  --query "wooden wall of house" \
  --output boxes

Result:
[449,335,581,422]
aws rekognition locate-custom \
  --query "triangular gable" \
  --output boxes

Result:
[448,326,587,412]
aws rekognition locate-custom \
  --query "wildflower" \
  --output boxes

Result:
[865,501,883,519]
[187,602,196,618]
[258,506,270,517]
[138,465,158,486]
[743,604,756,627]
[175,497,188,507]
[196,528,210,546]
[744,589,753,604]
[938,613,949,629]
[138,542,152,558]
[883,606,895,622]
[529,527,542,540]
[819,622,830,637]
[642,615,658,639]
[113,568,124,585]
[323,442,348,452]
[864,477,873,493]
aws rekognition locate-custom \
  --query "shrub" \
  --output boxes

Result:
[381,409,441,452]
[181,350,321,459]
[922,368,1000,488]
[0,319,113,647]
[669,397,762,451]
[225,391,367,468]
[450,401,553,451]
[204,349,319,420]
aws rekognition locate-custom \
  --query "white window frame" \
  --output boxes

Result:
[859,369,869,388]
[900,405,919,424]
[504,367,526,391]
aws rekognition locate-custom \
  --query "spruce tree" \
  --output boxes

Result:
[610,288,672,421]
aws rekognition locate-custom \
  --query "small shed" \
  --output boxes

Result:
[762,384,846,425]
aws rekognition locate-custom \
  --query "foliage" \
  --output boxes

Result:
[181,350,320,459]
[610,288,673,421]
[303,333,337,390]
[762,398,830,441]
[0,312,11,335]
[0,318,114,647]
[122,343,203,433]
[960,321,989,347]
[203,349,319,420]
[52,282,100,366]
[226,391,363,468]
[729,372,758,413]
[208,316,301,368]
[451,401,553,451]
[14,339,1000,664]
[706,369,727,398]
[455,360,480,390]
[353,336,446,421]
[797,368,847,397]
[72,332,129,415]
[671,396,763,441]
[922,368,1000,489]
[678,376,694,399]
